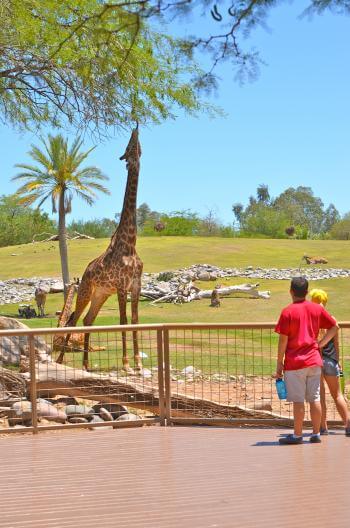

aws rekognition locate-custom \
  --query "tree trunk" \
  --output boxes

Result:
[58,189,70,300]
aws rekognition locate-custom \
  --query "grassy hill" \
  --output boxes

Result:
[0,237,350,324]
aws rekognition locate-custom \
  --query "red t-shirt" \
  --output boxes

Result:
[275,300,336,370]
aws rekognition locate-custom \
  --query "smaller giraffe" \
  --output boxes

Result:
[35,286,47,317]
[303,255,328,265]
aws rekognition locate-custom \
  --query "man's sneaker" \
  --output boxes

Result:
[310,434,321,443]
[320,428,329,435]
[345,428,350,437]
[279,434,303,445]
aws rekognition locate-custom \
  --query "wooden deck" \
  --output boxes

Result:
[1,426,350,527]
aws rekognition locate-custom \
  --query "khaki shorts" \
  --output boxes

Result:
[284,366,321,403]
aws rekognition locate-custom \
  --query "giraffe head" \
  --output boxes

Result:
[119,127,141,165]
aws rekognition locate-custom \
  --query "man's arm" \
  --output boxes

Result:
[274,334,288,378]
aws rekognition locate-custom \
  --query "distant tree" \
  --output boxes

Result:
[232,203,244,229]
[0,194,56,247]
[257,184,270,204]
[199,209,220,236]
[159,210,200,236]
[322,204,340,232]
[68,218,117,239]
[330,213,350,240]
[248,196,257,207]
[136,203,159,231]
[273,186,325,235]
[13,135,109,295]
[240,203,289,238]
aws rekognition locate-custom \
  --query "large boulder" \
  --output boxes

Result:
[0,316,52,366]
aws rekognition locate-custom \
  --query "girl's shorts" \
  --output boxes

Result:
[322,357,340,377]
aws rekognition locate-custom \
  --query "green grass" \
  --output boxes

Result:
[1,236,350,279]
[1,237,350,324]
[1,237,350,376]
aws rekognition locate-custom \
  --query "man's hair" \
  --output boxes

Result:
[290,276,309,298]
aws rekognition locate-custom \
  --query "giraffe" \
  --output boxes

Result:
[53,278,105,353]
[56,128,143,371]
[34,286,47,317]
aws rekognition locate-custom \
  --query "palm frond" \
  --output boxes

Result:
[74,190,95,206]
[16,193,41,207]
[75,167,109,181]
[36,192,53,209]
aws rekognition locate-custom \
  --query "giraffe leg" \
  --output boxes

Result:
[56,293,90,365]
[117,290,130,371]
[131,281,142,371]
[82,293,109,370]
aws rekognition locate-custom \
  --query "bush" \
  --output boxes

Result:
[0,195,56,247]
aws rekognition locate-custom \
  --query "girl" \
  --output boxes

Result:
[310,288,350,436]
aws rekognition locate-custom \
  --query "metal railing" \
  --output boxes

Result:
[0,322,349,434]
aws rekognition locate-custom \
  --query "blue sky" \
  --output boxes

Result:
[1,2,349,225]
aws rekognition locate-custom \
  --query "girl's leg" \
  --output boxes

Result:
[320,375,328,431]
[324,374,350,428]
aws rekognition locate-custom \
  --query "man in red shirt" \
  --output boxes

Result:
[275,277,337,444]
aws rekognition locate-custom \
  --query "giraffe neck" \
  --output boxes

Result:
[57,284,76,327]
[111,158,139,250]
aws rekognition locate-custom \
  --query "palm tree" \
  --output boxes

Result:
[13,134,110,297]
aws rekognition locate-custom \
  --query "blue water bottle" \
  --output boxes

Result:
[276,378,287,400]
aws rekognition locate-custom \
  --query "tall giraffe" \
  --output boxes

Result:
[56,128,143,371]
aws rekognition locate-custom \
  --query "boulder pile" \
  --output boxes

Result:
[0,277,63,305]
[1,264,349,306]
[0,396,141,429]
[170,264,350,281]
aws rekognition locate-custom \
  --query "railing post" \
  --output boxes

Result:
[157,329,166,426]
[28,334,38,434]
[163,328,171,425]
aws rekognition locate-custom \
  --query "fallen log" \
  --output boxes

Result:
[0,367,27,399]
[70,231,95,240]
[141,282,270,304]
[194,284,271,300]
[34,363,284,422]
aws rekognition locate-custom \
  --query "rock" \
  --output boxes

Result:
[48,397,78,406]
[8,417,27,427]
[0,407,17,418]
[181,366,201,376]
[88,414,114,430]
[0,316,52,365]
[64,405,94,420]
[252,403,273,412]
[49,281,64,293]
[115,413,141,421]
[90,415,104,423]
[36,401,67,423]
[197,272,211,281]
[68,416,89,424]
[12,400,32,418]
[99,407,114,422]
[140,368,152,378]
[92,403,128,420]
